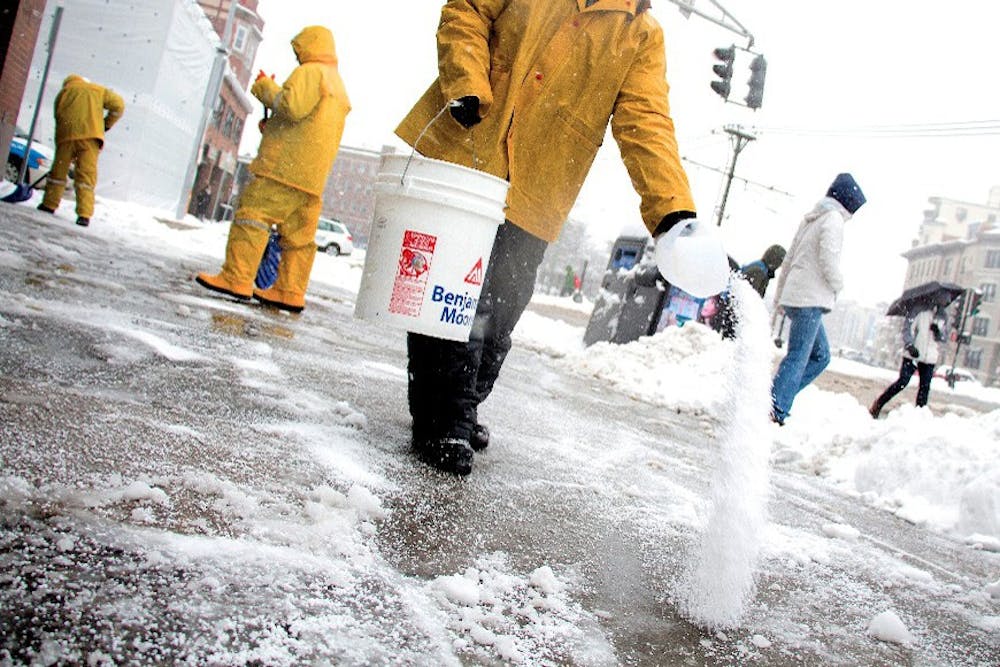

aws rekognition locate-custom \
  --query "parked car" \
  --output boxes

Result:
[933,367,980,386]
[315,217,354,256]
[6,126,56,188]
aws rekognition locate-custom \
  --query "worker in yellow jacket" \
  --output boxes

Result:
[38,75,124,227]
[196,25,350,313]
[400,0,724,475]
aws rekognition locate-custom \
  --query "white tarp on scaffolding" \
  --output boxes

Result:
[20,0,220,214]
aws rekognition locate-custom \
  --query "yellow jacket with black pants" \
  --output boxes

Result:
[400,0,696,474]
[40,75,124,225]
[196,25,350,312]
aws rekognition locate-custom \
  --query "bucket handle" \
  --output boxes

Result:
[401,100,478,185]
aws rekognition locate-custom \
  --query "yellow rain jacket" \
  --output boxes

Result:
[397,0,695,242]
[53,75,125,147]
[250,26,351,196]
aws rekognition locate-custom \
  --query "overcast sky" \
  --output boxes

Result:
[246,1,1000,307]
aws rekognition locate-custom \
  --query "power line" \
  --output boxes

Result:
[750,120,1000,139]
[682,156,793,197]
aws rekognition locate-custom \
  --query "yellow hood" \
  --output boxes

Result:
[291,26,337,65]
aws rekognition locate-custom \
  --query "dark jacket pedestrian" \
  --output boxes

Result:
[708,246,785,339]
[398,0,707,475]
[742,244,786,298]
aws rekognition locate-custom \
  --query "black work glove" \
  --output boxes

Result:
[449,96,481,129]
[905,344,920,359]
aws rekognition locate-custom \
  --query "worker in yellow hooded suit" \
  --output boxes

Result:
[196,25,350,313]
[399,0,728,476]
[38,75,125,227]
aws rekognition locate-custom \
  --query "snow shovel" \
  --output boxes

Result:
[255,229,281,290]
[2,171,50,204]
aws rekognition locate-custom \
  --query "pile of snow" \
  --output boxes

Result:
[426,554,614,664]
[514,298,1000,546]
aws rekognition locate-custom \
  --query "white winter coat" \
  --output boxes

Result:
[903,309,946,365]
[773,197,849,312]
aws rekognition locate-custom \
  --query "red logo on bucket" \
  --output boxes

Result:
[389,230,437,317]
[464,258,484,286]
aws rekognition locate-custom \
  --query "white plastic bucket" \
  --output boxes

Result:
[354,153,508,341]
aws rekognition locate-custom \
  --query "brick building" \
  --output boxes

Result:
[190,0,264,220]
[320,145,392,249]
[1,1,46,171]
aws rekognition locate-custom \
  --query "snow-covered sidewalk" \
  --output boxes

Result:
[1,196,997,665]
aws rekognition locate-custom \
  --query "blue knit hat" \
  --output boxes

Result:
[826,173,866,214]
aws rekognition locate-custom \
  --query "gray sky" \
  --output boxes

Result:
[247,1,1000,307]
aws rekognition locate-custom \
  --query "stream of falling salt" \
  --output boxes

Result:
[676,278,775,630]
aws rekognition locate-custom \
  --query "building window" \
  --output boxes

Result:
[964,348,982,370]
[987,249,1000,269]
[233,25,249,53]
[981,282,997,303]
[943,258,952,276]
[212,102,226,128]
[971,317,989,337]
[956,207,968,222]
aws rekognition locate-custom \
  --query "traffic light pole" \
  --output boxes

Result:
[715,126,756,226]
[948,287,982,386]
[662,0,754,47]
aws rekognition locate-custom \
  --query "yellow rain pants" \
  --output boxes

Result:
[218,176,321,300]
[41,138,100,218]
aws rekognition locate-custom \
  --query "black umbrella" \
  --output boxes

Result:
[886,281,964,317]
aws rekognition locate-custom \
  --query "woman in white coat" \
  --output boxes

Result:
[770,173,866,425]
[869,305,949,418]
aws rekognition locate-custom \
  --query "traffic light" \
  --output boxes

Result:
[711,46,735,99]
[952,290,967,330]
[746,54,767,110]
[969,290,982,317]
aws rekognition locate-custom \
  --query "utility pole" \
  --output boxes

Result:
[715,125,756,227]
[17,6,63,185]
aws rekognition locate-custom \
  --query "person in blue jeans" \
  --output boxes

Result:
[769,174,866,424]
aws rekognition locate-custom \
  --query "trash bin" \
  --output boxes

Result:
[583,235,667,346]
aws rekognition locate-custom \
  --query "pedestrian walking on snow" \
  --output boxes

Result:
[769,173,866,425]
[196,26,350,313]
[869,303,949,418]
[397,0,728,475]
[38,75,125,227]
[742,244,786,299]
[708,245,785,339]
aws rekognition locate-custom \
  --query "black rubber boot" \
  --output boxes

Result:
[413,437,474,476]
